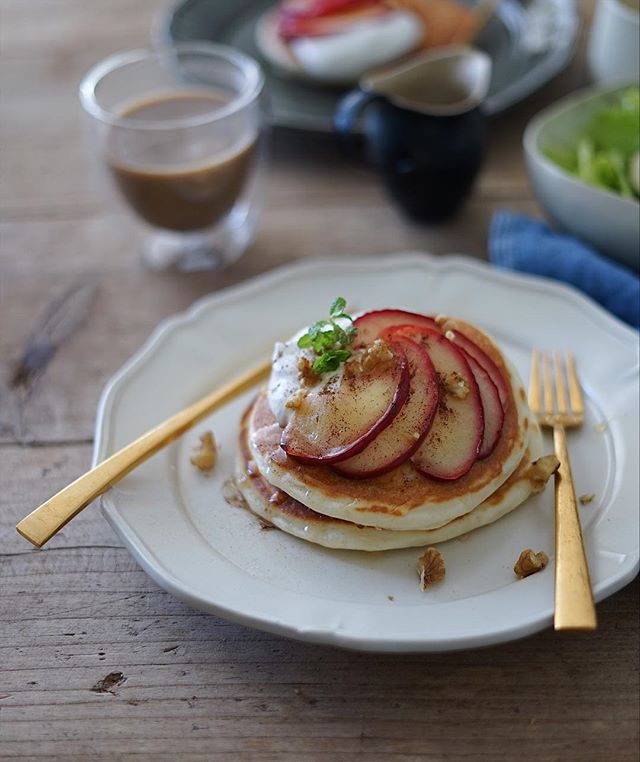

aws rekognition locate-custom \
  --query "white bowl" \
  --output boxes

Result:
[524,83,639,272]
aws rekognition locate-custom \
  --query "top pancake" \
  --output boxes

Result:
[248,321,533,531]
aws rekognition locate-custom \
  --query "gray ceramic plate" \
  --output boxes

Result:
[157,0,579,131]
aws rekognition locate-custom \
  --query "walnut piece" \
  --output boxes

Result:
[442,370,469,399]
[526,455,560,494]
[285,387,308,410]
[513,549,549,578]
[190,431,217,472]
[297,356,319,385]
[416,547,446,590]
[362,339,395,371]
[579,493,596,505]
[347,340,394,375]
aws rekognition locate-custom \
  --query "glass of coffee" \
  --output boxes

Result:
[80,44,265,271]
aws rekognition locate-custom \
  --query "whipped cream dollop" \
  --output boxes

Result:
[268,330,345,427]
[291,11,423,82]
[268,337,306,428]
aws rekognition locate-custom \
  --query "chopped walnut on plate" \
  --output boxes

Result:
[513,548,549,578]
[190,431,217,473]
[416,547,446,590]
[526,455,560,494]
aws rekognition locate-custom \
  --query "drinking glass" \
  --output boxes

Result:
[80,44,266,271]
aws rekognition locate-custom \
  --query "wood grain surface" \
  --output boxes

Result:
[1,0,638,759]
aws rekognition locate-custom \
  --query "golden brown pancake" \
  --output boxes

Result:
[236,403,554,550]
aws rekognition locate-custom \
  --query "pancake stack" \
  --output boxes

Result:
[236,309,557,551]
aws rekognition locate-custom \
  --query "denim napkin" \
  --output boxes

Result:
[489,211,640,330]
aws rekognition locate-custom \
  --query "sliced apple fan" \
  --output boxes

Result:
[235,314,555,549]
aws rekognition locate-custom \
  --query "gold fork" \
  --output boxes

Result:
[15,358,272,548]
[529,351,596,631]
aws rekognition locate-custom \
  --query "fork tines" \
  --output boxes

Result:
[529,351,584,427]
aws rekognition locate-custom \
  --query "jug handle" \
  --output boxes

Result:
[334,88,382,153]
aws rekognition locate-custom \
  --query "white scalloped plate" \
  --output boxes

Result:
[94,254,639,652]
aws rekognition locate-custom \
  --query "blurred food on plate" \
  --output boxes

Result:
[256,0,495,84]
[165,0,580,125]
[388,0,494,48]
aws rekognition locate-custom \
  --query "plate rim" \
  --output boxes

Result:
[94,253,639,652]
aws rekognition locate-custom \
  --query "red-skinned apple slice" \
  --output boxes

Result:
[278,2,388,39]
[333,336,439,478]
[353,309,439,348]
[391,326,484,480]
[465,354,504,459]
[279,0,373,20]
[440,326,509,411]
[281,346,409,464]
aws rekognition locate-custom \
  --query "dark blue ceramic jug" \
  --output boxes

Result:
[335,47,492,222]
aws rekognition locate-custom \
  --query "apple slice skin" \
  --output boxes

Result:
[442,327,509,411]
[280,348,409,465]
[333,336,439,479]
[390,326,484,480]
[464,354,504,459]
[281,310,508,477]
[354,309,439,348]
[278,1,388,39]
[355,311,509,467]
[279,0,373,20]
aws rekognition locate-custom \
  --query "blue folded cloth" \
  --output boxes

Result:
[489,211,640,330]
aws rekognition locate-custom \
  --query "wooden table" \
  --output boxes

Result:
[1,1,638,759]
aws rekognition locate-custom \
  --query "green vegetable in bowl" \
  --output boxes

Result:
[545,87,640,200]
